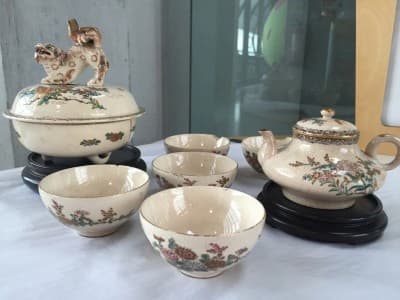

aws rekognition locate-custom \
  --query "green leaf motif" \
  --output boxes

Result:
[22,85,107,110]
[154,237,248,273]
[290,154,380,196]
[80,138,101,146]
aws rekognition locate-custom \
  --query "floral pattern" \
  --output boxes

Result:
[289,154,381,196]
[299,118,344,126]
[244,150,263,173]
[208,176,231,187]
[301,118,327,126]
[182,178,197,186]
[105,131,124,142]
[155,174,231,188]
[152,235,248,273]
[155,175,175,189]
[49,200,134,227]
[18,85,107,110]
[80,138,101,146]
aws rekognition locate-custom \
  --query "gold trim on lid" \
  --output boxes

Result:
[293,126,359,145]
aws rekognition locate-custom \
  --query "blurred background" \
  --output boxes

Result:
[0,0,356,169]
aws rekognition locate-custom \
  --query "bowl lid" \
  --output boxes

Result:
[293,108,359,145]
[6,84,144,124]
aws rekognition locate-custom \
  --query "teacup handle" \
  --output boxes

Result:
[365,134,400,171]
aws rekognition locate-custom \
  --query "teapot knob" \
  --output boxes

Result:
[321,108,335,119]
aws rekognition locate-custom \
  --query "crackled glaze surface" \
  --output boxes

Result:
[140,186,265,278]
[39,165,149,237]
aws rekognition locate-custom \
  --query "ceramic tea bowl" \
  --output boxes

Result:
[140,186,266,278]
[152,152,238,188]
[39,165,149,237]
[164,134,230,155]
[242,136,292,173]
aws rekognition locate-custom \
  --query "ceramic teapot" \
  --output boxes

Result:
[258,108,400,209]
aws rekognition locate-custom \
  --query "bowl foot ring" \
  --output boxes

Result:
[179,270,224,279]
[77,228,118,238]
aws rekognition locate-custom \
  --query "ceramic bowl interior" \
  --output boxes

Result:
[242,135,292,153]
[140,186,265,235]
[152,152,237,177]
[39,165,149,198]
[164,134,229,152]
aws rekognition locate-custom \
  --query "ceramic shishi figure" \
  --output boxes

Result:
[34,19,109,87]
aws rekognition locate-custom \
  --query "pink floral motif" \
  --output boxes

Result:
[152,235,248,273]
[207,243,229,255]
[291,154,381,196]
[161,248,179,261]
[74,210,90,216]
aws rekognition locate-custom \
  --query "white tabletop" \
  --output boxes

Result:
[1,141,399,300]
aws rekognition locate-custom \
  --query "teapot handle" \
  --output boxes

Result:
[365,134,400,171]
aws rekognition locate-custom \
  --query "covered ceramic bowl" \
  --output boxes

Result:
[258,108,400,209]
[4,85,144,163]
[3,18,144,163]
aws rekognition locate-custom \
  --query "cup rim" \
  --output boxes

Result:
[140,186,266,237]
[164,133,230,150]
[152,151,238,177]
[39,164,150,199]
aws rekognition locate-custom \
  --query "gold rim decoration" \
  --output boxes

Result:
[293,126,359,145]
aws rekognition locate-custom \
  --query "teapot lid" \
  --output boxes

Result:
[293,108,359,145]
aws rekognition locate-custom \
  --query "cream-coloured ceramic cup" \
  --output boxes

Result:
[39,165,149,237]
[242,136,292,173]
[164,134,230,155]
[152,152,238,188]
[140,186,266,279]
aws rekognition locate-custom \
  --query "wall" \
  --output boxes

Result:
[0,0,162,168]
[0,46,15,169]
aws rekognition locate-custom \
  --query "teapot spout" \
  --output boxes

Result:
[257,130,278,165]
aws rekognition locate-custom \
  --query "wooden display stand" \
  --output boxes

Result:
[356,0,400,155]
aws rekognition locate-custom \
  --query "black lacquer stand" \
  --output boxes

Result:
[22,144,146,193]
[257,181,388,244]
